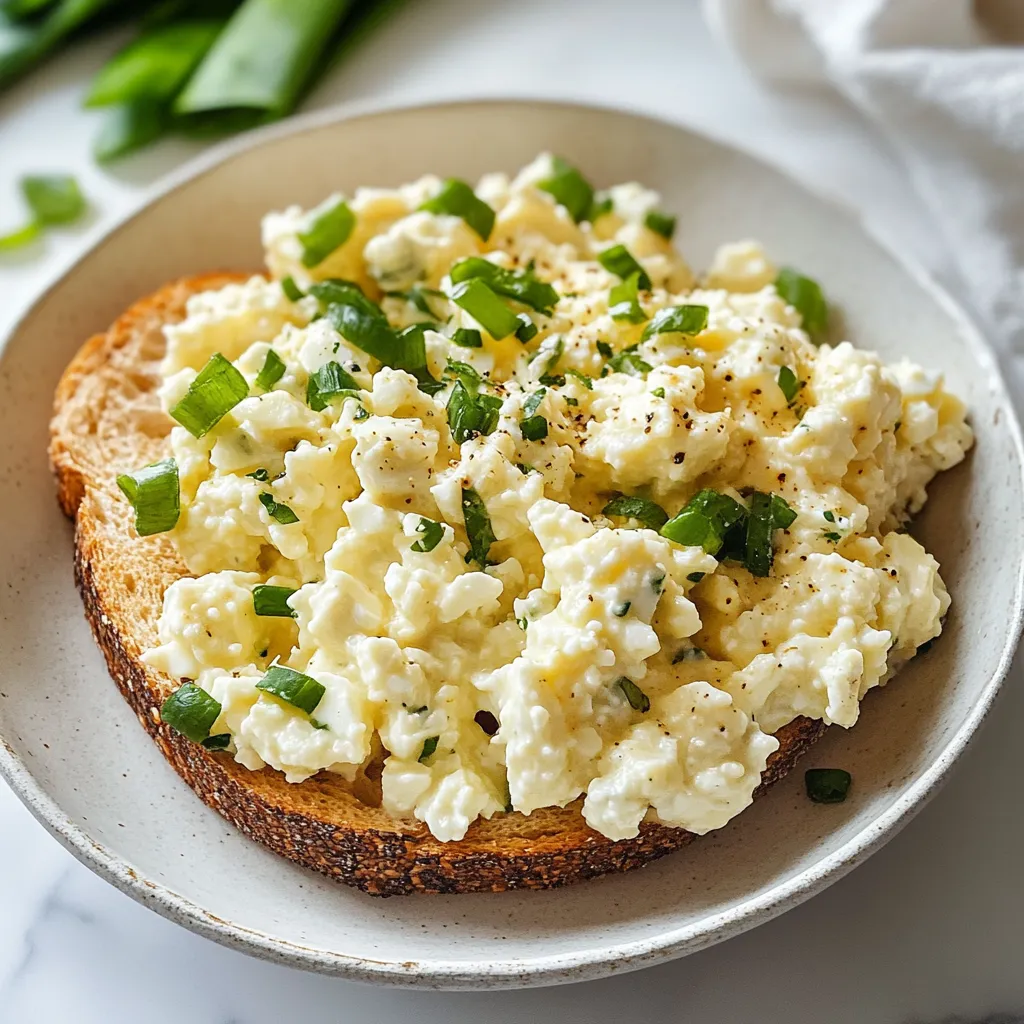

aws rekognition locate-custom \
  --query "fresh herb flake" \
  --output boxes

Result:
[644,210,676,239]
[161,682,221,744]
[258,492,299,525]
[602,495,669,531]
[255,349,286,391]
[411,517,444,553]
[641,304,709,341]
[257,665,325,715]
[420,179,495,240]
[805,768,851,803]
[598,244,651,290]
[776,267,828,339]
[297,196,355,268]
[462,487,495,567]
[617,677,650,713]
[116,458,180,537]
[252,584,297,618]
[536,156,594,223]
[169,353,248,438]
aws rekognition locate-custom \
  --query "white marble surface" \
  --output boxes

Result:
[1,1,1022,1020]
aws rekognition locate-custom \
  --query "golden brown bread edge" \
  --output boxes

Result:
[48,273,828,896]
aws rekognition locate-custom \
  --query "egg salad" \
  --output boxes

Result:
[124,154,973,844]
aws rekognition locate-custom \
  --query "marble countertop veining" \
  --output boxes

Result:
[2,2,1024,1021]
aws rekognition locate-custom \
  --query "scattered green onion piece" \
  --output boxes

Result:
[255,348,286,391]
[201,733,231,751]
[446,381,501,444]
[281,275,304,302]
[672,646,707,664]
[309,278,380,318]
[617,677,650,713]
[522,388,546,418]
[170,352,248,437]
[520,415,548,441]
[661,489,746,555]
[443,357,485,392]
[641,304,709,341]
[326,302,427,376]
[588,196,613,221]
[565,368,593,389]
[451,327,482,348]
[644,210,676,239]
[606,348,653,377]
[744,491,797,577]
[613,601,631,617]
[418,735,439,762]
[823,510,836,523]
[652,386,666,398]
[296,196,355,268]
[247,468,270,481]
[259,492,298,525]
[805,768,851,803]
[608,271,646,324]
[823,531,842,543]
[3,174,87,242]
[116,457,180,536]
[306,360,358,411]
[596,340,613,359]
[252,584,297,618]
[310,718,329,731]
[0,220,41,250]
[598,244,651,290]
[449,257,558,313]
[161,682,221,744]
[392,283,443,318]
[776,267,828,339]
[411,517,444,553]
[536,156,594,224]
[602,495,668,531]
[777,365,800,404]
[462,487,495,567]
[686,571,705,583]
[450,279,521,340]
[419,178,495,241]
[257,665,324,715]
[515,313,538,342]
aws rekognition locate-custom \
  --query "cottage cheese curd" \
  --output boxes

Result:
[142,155,972,843]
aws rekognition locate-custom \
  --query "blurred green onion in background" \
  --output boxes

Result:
[0,0,406,161]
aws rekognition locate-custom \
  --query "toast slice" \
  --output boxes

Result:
[49,274,827,896]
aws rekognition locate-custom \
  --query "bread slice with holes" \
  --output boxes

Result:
[48,273,827,896]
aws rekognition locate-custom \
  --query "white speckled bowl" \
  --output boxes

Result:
[1,100,1022,990]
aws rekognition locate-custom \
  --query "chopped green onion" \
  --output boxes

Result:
[616,677,650,713]
[613,601,631,617]
[522,388,546,418]
[644,210,676,239]
[598,244,651,290]
[777,365,800,404]
[306,360,359,411]
[201,733,231,751]
[443,357,486,391]
[650,572,665,594]
[257,665,324,715]
[310,718,330,731]
[588,196,613,221]
[661,489,746,555]
[776,267,828,339]
[606,347,653,377]
[446,380,502,444]
[0,221,41,250]
[449,257,558,313]
[536,156,594,223]
[520,415,548,441]
[296,196,355,268]
[161,682,221,744]
[255,348,286,391]
[450,279,521,339]
[462,487,495,566]
[596,340,613,359]
[672,646,707,664]
[309,278,380,317]
[744,491,797,577]
[391,283,443,318]
[686,571,705,583]
[247,468,270,481]
[531,335,564,380]
[565,368,593,389]
[652,386,666,398]
[252,584,297,618]
[116,458,180,537]
[418,735,439,762]
[281,275,304,302]
[515,313,538,342]
[602,495,669,531]
[419,179,495,241]
[823,531,842,543]
[326,302,427,376]
[451,327,482,348]
[411,517,444,553]
[805,768,851,803]
[259,492,298,525]
[823,510,836,523]
[170,352,248,438]
[608,271,646,324]
[641,304,709,341]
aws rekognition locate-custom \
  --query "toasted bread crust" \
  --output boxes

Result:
[50,275,828,895]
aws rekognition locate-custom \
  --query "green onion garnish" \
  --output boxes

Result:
[641,304,709,341]
[252,584,297,618]
[306,360,359,411]
[169,352,248,438]
[744,491,797,577]
[686,571,705,583]
[258,492,298,525]
[644,210,676,239]
[255,349,286,391]
[661,489,746,555]
[393,283,444,318]
[296,196,355,268]
[257,665,325,715]
[309,278,381,318]
[462,487,495,567]
[652,386,666,398]
[326,302,429,378]
[598,244,651,290]
[602,495,669,531]
[449,257,558,313]
[515,314,538,342]
[672,646,707,664]
[281,276,304,302]
[606,347,653,377]
[823,510,836,522]
[608,271,646,324]
[116,458,180,537]
[1,173,88,250]
[522,388,546,418]
[411,517,444,553]
[589,196,613,221]
[805,768,851,803]
[777,365,800,404]
[161,682,221,744]
[776,268,828,339]
[565,368,593,389]
[202,733,231,751]
[450,279,522,339]
[451,327,483,348]
[247,468,270,481]
[613,601,631,617]
[536,156,594,223]
[447,381,502,444]
[418,735,439,762]
[596,340,613,359]
[616,677,650,713]
[520,415,548,441]
[419,179,495,241]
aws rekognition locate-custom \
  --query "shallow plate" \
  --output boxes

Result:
[1,99,1022,990]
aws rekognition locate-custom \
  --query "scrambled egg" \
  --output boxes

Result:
[142,155,972,843]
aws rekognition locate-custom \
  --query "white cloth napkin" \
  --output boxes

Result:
[704,0,1024,394]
